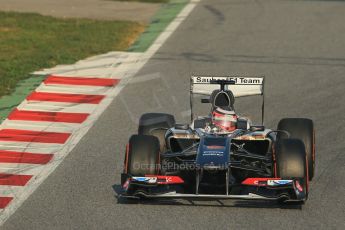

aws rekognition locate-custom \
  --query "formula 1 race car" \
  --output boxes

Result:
[120,76,315,204]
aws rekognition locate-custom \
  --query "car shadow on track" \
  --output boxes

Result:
[112,184,303,210]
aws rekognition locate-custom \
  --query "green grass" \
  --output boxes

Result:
[0,11,144,97]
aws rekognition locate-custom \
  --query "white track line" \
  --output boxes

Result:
[36,84,112,95]
[0,120,80,133]
[0,0,199,225]
[0,163,46,175]
[0,142,62,154]
[0,187,26,198]
[17,100,98,113]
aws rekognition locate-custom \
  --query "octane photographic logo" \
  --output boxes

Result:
[131,162,229,171]
[132,162,161,171]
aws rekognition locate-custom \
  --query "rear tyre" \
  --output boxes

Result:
[125,135,160,176]
[275,139,308,200]
[138,113,175,152]
[277,118,315,180]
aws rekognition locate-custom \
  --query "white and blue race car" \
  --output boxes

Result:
[120,76,315,204]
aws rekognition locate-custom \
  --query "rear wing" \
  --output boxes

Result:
[190,75,265,124]
[191,76,264,97]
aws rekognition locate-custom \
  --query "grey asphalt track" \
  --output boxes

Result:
[3,0,345,229]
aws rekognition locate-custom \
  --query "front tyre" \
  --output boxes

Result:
[275,139,309,200]
[278,118,315,180]
[124,135,160,176]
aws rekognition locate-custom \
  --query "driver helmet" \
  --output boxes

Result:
[212,107,237,132]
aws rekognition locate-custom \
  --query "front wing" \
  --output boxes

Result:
[120,175,307,202]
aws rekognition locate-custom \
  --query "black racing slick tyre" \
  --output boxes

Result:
[125,135,160,176]
[277,118,315,181]
[138,113,175,152]
[275,139,309,199]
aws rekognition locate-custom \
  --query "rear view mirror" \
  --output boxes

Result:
[194,118,212,129]
[175,124,190,130]
[250,125,265,132]
[201,98,210,103]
